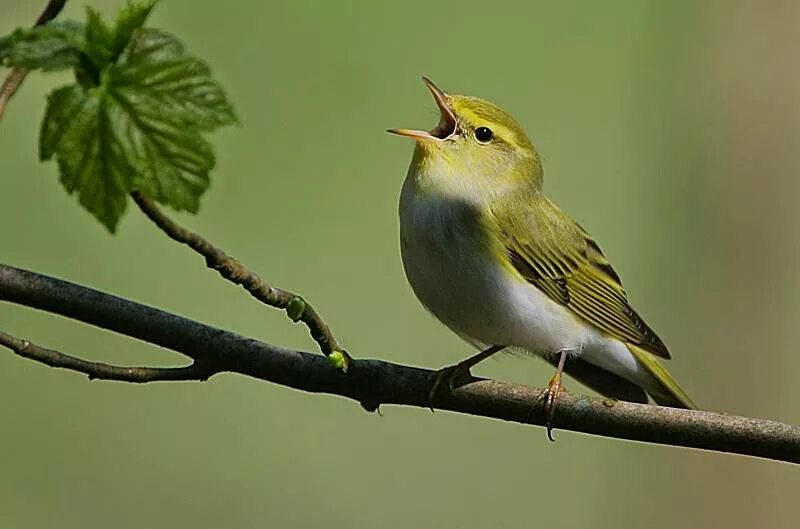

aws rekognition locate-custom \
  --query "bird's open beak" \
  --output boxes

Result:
[387,77,459,141]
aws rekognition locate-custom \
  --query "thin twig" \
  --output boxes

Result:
[1,263,799,464]
[0,0,68,121]
[0,330,213,382]
[130,191,347,366]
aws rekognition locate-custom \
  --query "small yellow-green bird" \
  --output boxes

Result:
[389,78,695,418]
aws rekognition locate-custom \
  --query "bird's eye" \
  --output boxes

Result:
[475,126,493,143]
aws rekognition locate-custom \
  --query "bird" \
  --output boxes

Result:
[388,78,694,431]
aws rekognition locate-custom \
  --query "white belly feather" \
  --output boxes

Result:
[399,187,655,392]
[400,190,584,352]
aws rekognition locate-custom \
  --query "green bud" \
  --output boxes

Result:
[328,350,349,373]
[286,297,306,322]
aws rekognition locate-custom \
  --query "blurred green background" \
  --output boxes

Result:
[2,1,799,527]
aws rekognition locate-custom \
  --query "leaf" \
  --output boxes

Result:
[105,28,237,211]
[0,2,159,78]
[40,85,133,231]
[0,21,85,71]
[105,83,215,213]
[32,2,235,231]
[83,7,113,70]
[115,29,238,129]
[110,0,159,60]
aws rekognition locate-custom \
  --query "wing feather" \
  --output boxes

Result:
[496,197,670,359]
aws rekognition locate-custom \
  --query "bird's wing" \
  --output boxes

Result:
[493,196,671,359]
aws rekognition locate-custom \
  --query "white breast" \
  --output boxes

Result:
[399,184,589,355]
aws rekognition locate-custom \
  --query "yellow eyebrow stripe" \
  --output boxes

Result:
[457,108,519,145]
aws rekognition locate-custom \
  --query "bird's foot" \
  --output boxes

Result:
[428,362,473,412]
[537,372,567,441]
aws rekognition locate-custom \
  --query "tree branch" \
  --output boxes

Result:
[0,0,68,120]
[130,191,348,367]
[1,263,798,465]
[0,330,213,382]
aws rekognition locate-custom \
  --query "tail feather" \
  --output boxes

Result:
[627,344,696,409]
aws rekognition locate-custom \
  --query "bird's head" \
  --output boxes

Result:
[389,77,543,199]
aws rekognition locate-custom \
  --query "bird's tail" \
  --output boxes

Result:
[627,344,696,409]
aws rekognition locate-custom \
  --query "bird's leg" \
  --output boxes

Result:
[538,347,571,441]
[429,344,506,411]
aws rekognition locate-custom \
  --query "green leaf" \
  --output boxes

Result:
[106,28,236,211]
[84,7,113,70]
[105,83,214,213]
[0,2,159,80]
[40,85,133,231]
[32,3,235,232]
[115,29,238,129]
[110,0,159,60]
[40,84,86,160]
[0,21,85,71]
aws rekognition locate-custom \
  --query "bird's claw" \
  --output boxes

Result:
[537,373,566,441]
[428,363,472,412]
